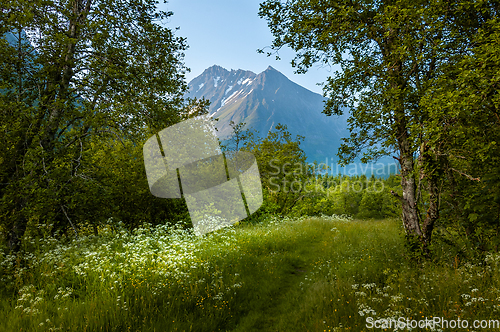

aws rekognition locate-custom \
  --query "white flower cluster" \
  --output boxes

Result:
[358,303,377,316]
[319,214,353,222]
[1,218,252,325]
[14,285,45,316]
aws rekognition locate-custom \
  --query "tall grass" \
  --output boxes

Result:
[1,216,499,331]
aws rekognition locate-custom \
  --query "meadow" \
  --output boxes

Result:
[1,215,500,332]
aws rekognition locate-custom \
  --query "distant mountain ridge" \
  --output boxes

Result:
[185,65,350,163]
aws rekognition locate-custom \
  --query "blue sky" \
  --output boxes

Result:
[159,0,337,95]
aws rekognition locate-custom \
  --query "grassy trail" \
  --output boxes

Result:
[232,230,323,331]
[228,217,400,331]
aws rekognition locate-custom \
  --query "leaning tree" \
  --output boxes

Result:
[258,0,499,255]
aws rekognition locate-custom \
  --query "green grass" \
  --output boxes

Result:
[1,216,500,331]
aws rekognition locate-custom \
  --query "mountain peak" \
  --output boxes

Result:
[210,64,225,70]
[203,64,229,74]
[257,65,289,86]
[185,65,350,162]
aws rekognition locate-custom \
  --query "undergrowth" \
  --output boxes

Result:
[1,215,499,331]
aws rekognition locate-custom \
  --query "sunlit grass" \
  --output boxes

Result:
[1,215,500,331]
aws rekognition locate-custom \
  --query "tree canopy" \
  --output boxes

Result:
[0,0,197,251]
[259,0,500,256]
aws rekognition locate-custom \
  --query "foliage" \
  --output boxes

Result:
[420,1,500,257]
[0,0,199,250]
[223,121,401,221]
[258,0,500,256]
[239,123,310,217]
[289,174,401,219]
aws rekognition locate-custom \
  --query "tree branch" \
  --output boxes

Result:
[61,205,78,239]
[450,168,480,181]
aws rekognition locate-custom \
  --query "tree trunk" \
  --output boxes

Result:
[388,60,423,250]
[3,0,86,252]
[6,191,28,252]
[384,37,426,255]
[420,142,441,254]
[392,126,424,251]
[8,217,27,252]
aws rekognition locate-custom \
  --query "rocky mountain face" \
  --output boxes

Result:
[185,65,350,164]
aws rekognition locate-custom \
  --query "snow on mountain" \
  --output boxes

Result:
[185,65,350,163]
